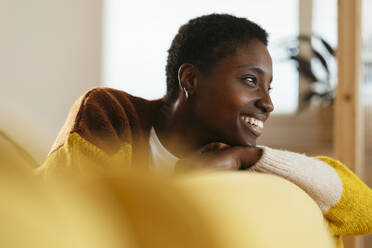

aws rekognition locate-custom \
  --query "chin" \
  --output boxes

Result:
[242,139,256,147]
[217,125,256,147]
[225,135,256,147]
[236,132,257,147]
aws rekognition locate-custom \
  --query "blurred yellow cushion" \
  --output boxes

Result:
[176,171,342,248]
[0,160,342,248]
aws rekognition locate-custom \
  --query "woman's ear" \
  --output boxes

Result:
[178,63,198,97]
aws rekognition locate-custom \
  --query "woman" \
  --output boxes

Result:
[40,14,372,237]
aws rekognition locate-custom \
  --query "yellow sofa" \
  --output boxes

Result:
[0,132,342,248]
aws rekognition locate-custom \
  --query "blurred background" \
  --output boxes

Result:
[0,0,371,246]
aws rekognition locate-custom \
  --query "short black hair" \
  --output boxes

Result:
[165,13,269,101]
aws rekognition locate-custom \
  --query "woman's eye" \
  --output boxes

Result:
[268,86,273,92]
[242,76,257,85]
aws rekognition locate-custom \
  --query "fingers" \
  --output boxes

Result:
[175,151,238,172]
[201,142,230,153]
[175,145,262,172]
[237,146,263,170]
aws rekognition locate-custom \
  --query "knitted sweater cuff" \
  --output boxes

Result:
[250,146,343,213]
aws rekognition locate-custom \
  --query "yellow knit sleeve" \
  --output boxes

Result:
[37,132,132,178]
[316,156,372,236]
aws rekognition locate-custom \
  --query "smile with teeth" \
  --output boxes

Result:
[240,115,264,129]
[240,114,264,137]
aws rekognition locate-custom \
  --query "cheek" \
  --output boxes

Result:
[198,83,249,125]
[217,84,253,114]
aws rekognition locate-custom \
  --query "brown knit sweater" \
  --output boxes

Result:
[40,87,162,175]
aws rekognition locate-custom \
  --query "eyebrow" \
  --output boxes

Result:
[235,65,266,74]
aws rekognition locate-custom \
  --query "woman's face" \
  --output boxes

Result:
[191,40,274,147]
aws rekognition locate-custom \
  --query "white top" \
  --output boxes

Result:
[149,127,179,173]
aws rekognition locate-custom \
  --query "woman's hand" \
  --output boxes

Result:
[175,143,263,171]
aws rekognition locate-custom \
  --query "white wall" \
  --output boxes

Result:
[362,0,372,52]
[0,0,103,162]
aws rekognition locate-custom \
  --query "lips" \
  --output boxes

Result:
[240,114,264,137]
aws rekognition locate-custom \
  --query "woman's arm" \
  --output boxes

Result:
[250,146,372,236]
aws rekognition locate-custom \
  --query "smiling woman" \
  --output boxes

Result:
[158,41,274,156]
[39,14,372,245]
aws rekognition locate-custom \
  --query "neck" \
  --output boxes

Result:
[154,98,211,158]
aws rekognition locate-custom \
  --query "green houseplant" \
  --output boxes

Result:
[275,34,337,142]
[283,34,336,112]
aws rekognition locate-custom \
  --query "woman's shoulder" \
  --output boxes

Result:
[79,87,161,113]
[78,87,140,106]
[49,87,160,155]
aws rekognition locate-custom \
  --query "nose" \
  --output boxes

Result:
[256,89,274,113]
